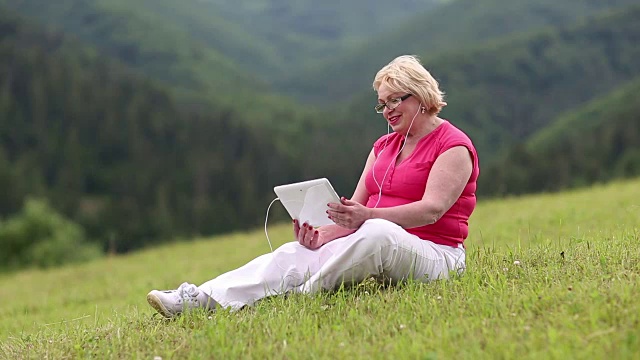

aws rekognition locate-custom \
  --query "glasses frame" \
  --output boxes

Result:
[374,93,412,113]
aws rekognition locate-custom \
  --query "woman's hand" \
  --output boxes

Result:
[293,219,325,250]
[293,220,358,250]
[327,197,372,229]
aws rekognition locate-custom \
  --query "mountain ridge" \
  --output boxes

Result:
[480,76,640,195]
[282,0,640,104]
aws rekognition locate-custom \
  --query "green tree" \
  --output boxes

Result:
[0,198,102,271]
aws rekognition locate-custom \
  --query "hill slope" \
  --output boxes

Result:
[0,0,443,91]
[284,0,639,103]
[0,11,300,253]
[0,0,269,103]
[328,4,640,182]
[204,0,444,77]
[480,77,640,196]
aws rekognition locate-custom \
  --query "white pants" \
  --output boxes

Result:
[199,219,466,311]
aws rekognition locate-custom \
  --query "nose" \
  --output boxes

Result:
[383,105,395,119]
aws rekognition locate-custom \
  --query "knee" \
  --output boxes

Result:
[360,218,402,234]
[353,219,402,250]
[274,241,303,255]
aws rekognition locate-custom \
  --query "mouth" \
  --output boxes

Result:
[388,115,401,125]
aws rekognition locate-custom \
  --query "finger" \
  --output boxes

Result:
[297,222,309,243]
[305,229,318,249]
[304,224,315,244]
[296,227,304,244]
[300,223,313,244]
[327,208,346,219]
[340,197,358,206]
[327,202,345,212]
[293,219,300,236]
[303,222,312,236]
[312,230,320,248]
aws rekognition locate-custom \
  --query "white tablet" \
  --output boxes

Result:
[273,178,341,227]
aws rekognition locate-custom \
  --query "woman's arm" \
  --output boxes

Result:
[328,146,473,229]
[371,146,472,227]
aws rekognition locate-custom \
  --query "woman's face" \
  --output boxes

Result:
[376,83,421,135]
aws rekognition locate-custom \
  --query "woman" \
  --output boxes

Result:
[147,55,480,318]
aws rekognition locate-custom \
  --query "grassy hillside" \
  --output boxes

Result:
[480,77,640,196]
[1,178,638,358]
[285,0,639,103]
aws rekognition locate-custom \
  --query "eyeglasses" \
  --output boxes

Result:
[374,94,412,114]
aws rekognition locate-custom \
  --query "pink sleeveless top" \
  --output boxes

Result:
[364,120,479,247]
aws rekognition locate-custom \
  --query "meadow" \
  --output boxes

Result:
[1,179,638,359]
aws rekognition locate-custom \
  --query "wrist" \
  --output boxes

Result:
[366,206,376,220]
[321,225,354,243]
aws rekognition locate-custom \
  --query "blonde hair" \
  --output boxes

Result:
[373,55,447,115]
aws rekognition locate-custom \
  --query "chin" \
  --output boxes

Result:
[390,123,405,133]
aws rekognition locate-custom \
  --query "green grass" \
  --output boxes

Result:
[1,179,639,359]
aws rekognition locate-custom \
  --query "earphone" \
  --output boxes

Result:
[371,103,423,208]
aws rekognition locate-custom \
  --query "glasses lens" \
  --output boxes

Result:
[388,98,403,110]
[375,96,407,113]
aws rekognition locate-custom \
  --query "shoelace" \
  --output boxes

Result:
[177,282,199,303]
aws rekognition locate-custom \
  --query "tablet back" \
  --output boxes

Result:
[273,178,340,227]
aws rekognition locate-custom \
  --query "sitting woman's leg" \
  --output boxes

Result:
[200,219,464,309]
[199,240,335,310]
[147,240,326,316]
[148,219,465,317]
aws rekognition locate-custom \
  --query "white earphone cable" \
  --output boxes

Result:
[263,197,290,272]
[372,105,421,208]
[264,197,280,252]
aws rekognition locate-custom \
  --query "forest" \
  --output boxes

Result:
[0,0,638,270]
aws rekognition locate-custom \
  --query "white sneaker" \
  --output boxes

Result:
[147,282,216,318]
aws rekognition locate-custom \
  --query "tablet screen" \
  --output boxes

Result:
[273,178,340,227]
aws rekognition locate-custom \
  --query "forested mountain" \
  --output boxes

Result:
[0,11,301,253]
[203,0,443,77]
[479,77,640,196]
[0,0,442,95]
[330,4,640,188]
[0,0,269,105]
[284,0,640,103]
